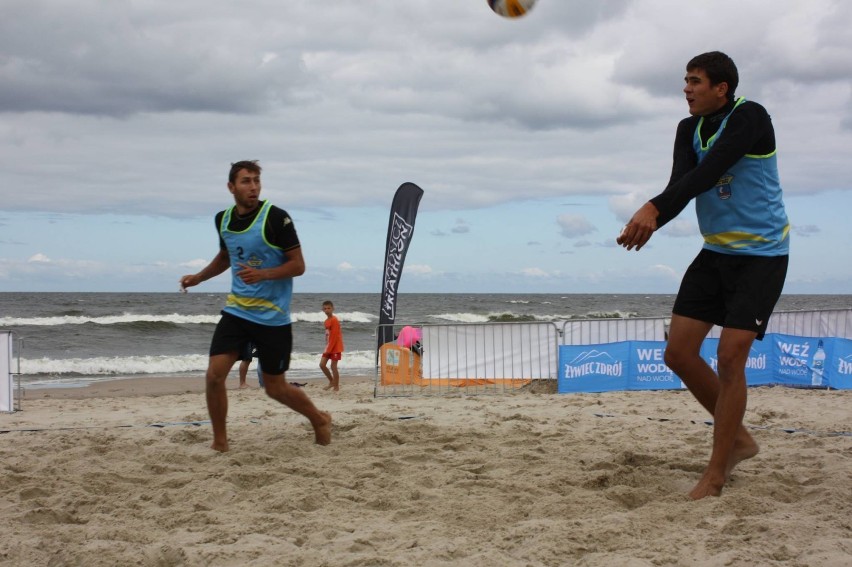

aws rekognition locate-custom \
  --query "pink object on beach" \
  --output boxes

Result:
[397,326,422,348]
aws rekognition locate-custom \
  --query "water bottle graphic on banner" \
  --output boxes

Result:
[811,339,826,386]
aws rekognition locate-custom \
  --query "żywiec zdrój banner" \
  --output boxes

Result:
[378,182,424,349]
[558,341,684,393]
[558,335,852,393]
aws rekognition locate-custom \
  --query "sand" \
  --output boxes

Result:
[1,376,850,566]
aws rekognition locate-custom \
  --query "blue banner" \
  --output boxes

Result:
[558,342,629,393]
[830,337,852,389]
[558,334,852,393]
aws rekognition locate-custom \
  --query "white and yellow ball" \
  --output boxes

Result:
[488,0,537,18]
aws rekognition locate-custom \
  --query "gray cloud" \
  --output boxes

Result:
[557,214,596,238]
[793,224,821,237]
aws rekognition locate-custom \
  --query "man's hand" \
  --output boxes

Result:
[179,274,201,291]
[236,263,266,284]
[617,202,659,251]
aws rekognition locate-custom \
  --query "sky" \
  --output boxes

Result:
[1,0,851,295]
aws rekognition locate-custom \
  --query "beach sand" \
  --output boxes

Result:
[1,376,850,566]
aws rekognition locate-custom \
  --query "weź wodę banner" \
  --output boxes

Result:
[378,182,424,349]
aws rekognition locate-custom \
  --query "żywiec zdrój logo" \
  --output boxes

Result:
[563,350,623,379]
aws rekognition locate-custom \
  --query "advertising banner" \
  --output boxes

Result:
[377,182,424,348]
[769,333,848,389]
[829,337,852,389]
[558,342,630,393]
[558,334,852,393]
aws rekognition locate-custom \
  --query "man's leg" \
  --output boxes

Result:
[320,356,333,390]
[207,353,238,452]
[665,315,759,499]
[691,327,756,499]
[263,373,332,445]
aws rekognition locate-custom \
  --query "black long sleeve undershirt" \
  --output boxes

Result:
[649,98,777,228]
[215,202,301,252]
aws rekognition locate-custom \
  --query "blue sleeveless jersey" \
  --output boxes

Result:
[220,200,292,325]
[694,97,790,256]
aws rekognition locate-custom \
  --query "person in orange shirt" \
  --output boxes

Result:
[320,300,344,391]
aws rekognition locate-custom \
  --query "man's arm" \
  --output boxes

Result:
[235,246,305,285]
[180,248,231,289]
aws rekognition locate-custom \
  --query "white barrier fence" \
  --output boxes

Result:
[561,317,667,345]
[1,331,17,413]
[375,309,852,397]
[375,322,559,396]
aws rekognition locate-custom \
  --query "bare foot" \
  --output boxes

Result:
[210,441,229,453]
[726,437,759,479]
[322,384,332,391]
[689,473,725,500]
[238,383,249,389]
[313,411,332,446]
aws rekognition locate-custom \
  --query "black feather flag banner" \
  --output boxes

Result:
[378,182,424,349]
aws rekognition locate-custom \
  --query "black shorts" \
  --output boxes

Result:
[210,312,292,375]
[673,249,788,340]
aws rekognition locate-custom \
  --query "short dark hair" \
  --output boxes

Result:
[228,160,261,184]
[687,51,738,98]
[322,300,334,308]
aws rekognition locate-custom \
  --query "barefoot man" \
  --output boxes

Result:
[180,160,331,451]
[617,52,789,499]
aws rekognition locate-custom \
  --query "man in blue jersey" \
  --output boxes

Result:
[617,52,789,499]
[180,160,331,451]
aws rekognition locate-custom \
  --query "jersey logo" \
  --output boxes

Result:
[715,174,733,200]
[246,254,263,268]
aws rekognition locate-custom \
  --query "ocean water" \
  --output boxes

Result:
[1,292,849,388]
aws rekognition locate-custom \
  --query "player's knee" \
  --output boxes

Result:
[663,346,687,373]
[715,348,747,377]
[206,369,228,386]
[263,381,281,399]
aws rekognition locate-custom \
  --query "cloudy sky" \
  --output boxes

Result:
[1,0,850,295]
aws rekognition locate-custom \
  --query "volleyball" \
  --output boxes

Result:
[488,0,537,18]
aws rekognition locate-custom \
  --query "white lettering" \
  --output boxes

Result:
[636,348,664,362]
[381,213,414,319]
[779,342,810,357]
[745,354,767,370]
[779,355,807,367]
[563,361,624,379]
[636,363,671,373]
[636,375,676,382]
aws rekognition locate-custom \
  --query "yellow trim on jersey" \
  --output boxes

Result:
[703,230,772,248]
[703,223,790,249]
[744,149,777,159]
[226,294,285,314]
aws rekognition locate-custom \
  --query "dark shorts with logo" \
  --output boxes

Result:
[673,249,788,340]
[210,312,292,375]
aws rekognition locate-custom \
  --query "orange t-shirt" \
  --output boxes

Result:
[324,316,344,354]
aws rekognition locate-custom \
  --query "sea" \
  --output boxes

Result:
[1,292,849,389]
